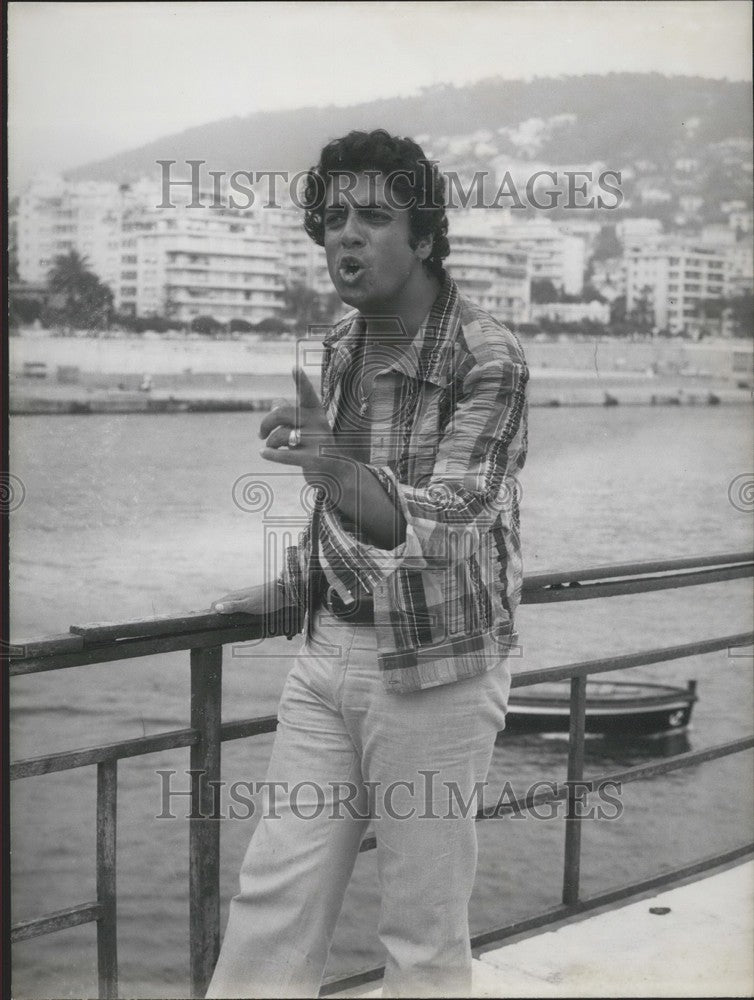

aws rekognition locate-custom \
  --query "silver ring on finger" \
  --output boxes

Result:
[288,428,302,449]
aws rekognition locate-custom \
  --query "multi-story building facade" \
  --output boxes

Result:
[259,206,332,296]
[446,227,530,325]
[625,239,728,334]
[698,225,754,297]
[14,175,289,324]
[135,214,285,324]
[492,217,585,296]
[15,175,123,290]
[615,217,663,248]
[530,300,610,325]
[724,242,754,296]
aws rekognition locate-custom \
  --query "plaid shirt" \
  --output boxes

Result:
[279,273,529,693]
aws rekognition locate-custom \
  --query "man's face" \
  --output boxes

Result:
[323,172,431,313]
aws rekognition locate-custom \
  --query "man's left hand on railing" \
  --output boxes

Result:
[211,579,288,616]
[211,579,302,638]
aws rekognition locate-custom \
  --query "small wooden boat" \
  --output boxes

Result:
[506,679,697,735]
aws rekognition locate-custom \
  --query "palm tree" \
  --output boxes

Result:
[282,281,322,329]
[281,282,346,332]
[47,251,114,334]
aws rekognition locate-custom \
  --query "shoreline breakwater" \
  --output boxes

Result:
[9,376,749,415]
[10,331,753,414]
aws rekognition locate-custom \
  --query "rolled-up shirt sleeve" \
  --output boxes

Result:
[319,355,529,591]
[276,523,310,609]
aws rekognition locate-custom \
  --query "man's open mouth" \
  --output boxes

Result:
[339,257,365,281]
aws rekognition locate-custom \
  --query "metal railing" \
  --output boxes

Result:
[8,550,754,998]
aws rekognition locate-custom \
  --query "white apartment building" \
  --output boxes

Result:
[625,239,728,334]
[15,176,289,323]
[725,242,754,296]
[15,175,124,291]
[259,207,332,295]
[727,209,753,235]
[615,217,663,247]
[698,225,754,297]
[135,214,285,324]
[530,300,610,325]
[555,219,602,258]
[491,217,585,296]
[447,230,530,325]
[15,175,168,313]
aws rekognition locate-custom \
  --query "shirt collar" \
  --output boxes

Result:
[323,272,461,388]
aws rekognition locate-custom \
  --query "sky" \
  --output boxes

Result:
[8,0,753,190]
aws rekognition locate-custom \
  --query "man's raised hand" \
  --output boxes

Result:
[259,366,337,470]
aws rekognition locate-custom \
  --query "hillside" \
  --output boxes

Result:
[69,73,752,221]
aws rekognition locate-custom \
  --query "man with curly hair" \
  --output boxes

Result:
[208,129,529,998]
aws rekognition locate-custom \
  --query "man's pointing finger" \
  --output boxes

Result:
[293,367,321,408]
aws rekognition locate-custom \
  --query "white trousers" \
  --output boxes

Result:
[206,611,510,998]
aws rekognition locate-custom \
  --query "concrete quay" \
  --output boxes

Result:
[334,860,754,998]
[9,370,751,415]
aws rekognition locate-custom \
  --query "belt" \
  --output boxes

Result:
[320,583,375,624]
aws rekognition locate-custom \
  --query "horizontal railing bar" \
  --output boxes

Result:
[511,631,753,687]
[355,735,754,854]
[476,734,754,820]
[66,562,751,639]
[11,902,102,942]
[219,715,278,742]
[69,607,301,645]
[12,634,751,779]
[10,552,752,668]
[584,734,754,787]
[10,617,753,682]
[522,550,754,590]
[11,716,279,779]
[9,624,289,675]
[321,843,754,995]
[470,841,754,952]
[8,633,85,658]
[10,728,200,779]
[522,564,754,604]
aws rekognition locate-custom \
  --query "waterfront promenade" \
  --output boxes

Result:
[10,549,753,998]
[337,860,754,998]
[9,330,754,413]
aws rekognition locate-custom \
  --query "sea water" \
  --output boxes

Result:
[9,405,754,997]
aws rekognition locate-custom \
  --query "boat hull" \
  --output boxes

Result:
[505,681,697,736]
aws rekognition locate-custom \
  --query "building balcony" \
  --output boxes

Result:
[166,293,285,308]
[165,280,285,294]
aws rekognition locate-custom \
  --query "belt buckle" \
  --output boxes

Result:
[326,587,372,623]
[326,586,351,619]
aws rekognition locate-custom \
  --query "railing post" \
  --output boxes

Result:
[562,674,587,906]
[189,646,222,998]
[96,760,118,999]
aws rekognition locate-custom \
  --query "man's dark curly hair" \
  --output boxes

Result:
[302,129,450,281]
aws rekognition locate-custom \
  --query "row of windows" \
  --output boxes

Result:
[169,289,282,303]
[667,283,725,293]
[164,271,282,286]
[166,255,279,269]
[177,306,283,320]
